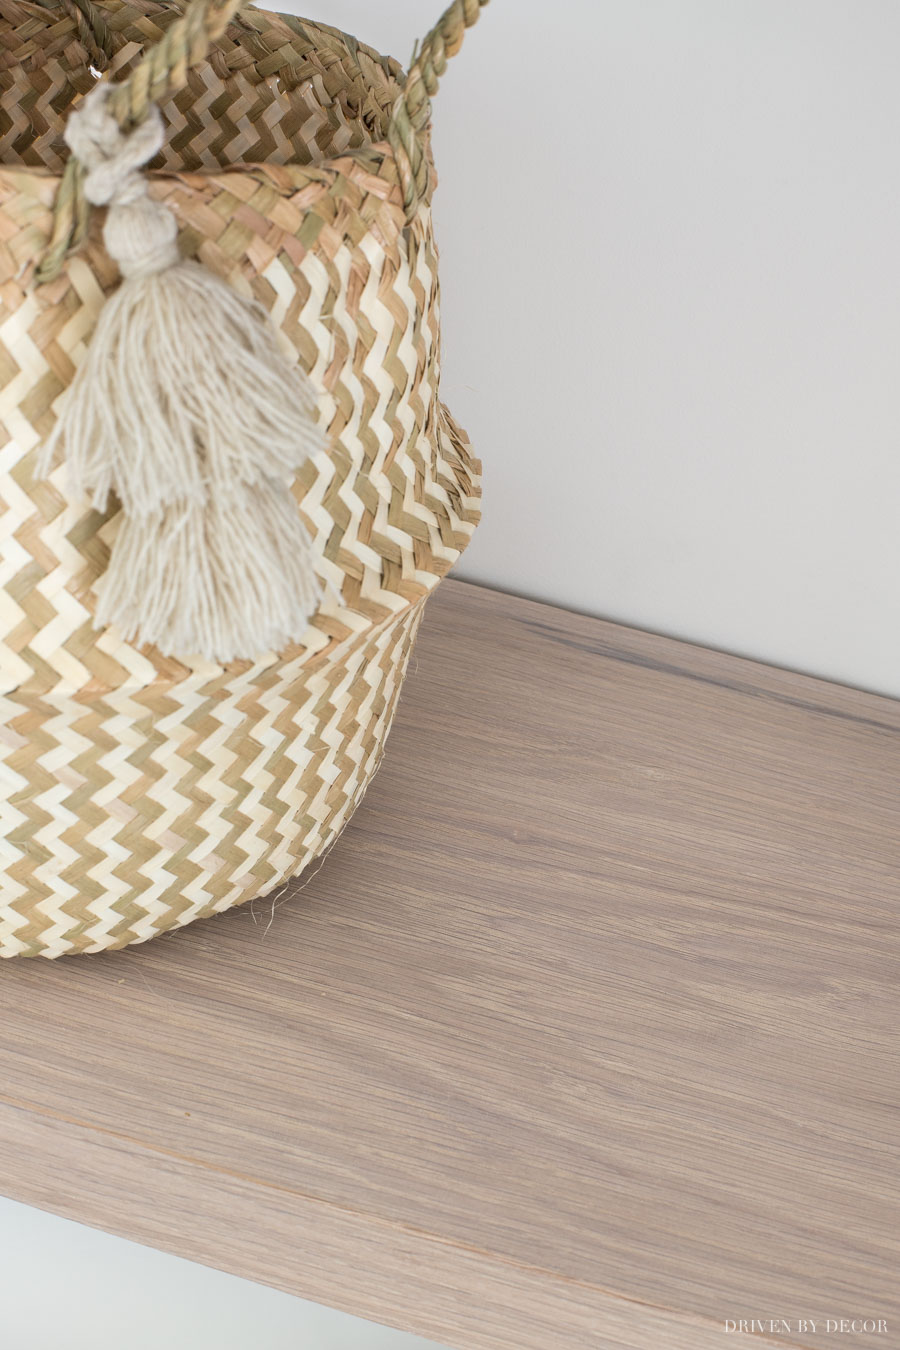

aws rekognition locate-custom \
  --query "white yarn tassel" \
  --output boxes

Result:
[98,485,323,661]
[39,84,326,663]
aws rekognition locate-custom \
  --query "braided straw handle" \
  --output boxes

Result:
[37,0,490,282]
[388,0,489,216]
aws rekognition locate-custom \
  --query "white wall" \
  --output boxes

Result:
[0,1197,447,1350]
[297,0,900,699]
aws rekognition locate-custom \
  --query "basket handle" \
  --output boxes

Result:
[37,0,489,281]
[388,0,490,218]
[37,0,246,281]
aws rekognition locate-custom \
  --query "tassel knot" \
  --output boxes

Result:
[65,85,164,206]
[39,84,327,663]
[64,87,178,279]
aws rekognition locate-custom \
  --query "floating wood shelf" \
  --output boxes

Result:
[1,581,897,1350]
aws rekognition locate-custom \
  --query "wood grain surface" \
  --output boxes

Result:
[1,580,898,1350]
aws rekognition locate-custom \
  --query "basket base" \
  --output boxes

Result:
[0,599,427,959]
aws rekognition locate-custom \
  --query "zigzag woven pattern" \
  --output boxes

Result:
[0,0,482,957]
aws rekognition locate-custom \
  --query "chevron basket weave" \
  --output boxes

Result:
[0,0,485,958]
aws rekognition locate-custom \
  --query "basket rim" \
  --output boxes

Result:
[0,144,410,198]
[2,0,407,87]
[0,0,413,183]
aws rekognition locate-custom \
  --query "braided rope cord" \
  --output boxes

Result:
[34,0,490,282]
[54,0,115,69]
[388,0,489,219]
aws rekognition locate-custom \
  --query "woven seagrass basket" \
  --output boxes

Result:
[0,0,485,958]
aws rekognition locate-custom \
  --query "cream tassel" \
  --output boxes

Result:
[39,84,326,663]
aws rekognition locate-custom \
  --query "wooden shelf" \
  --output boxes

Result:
[1,580,898,1350]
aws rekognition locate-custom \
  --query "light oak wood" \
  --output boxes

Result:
[1,580,898,1350]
